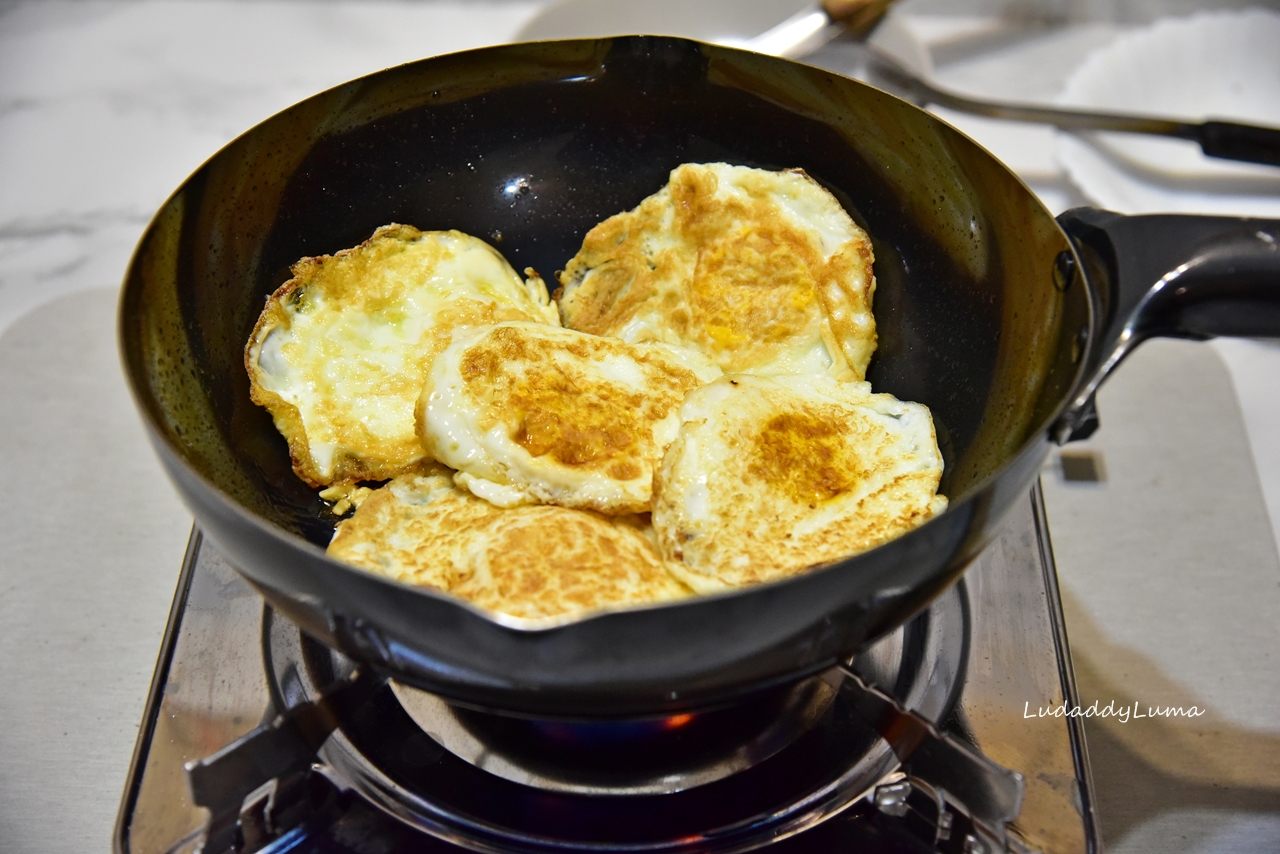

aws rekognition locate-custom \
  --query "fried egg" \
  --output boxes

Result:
[327,472,691,621]
[419,321,721,515]
[651,374,947,592]
[245,224,559,489]
[556,162,877,379]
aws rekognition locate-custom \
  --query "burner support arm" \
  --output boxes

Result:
[184,667,386,853]
[842,667,1038,854]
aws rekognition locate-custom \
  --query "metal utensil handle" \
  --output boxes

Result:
[1199,121,1280,168]
[869,57,1280,168]
[748,0,899,59]
[840,666,1027,847]
[823,0,899,40]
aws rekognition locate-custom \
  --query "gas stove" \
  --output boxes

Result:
[114,484,1098,854]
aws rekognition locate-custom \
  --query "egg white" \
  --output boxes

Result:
[419,321,721,515]
[245,225,558,487]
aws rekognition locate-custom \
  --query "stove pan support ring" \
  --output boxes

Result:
[118,489,1096,854]
[167,562,1041,854]
[278,581,978,854]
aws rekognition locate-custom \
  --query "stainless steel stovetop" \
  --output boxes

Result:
[115,485,1098,854]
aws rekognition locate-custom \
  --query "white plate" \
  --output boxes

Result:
[1055,9,1280,217]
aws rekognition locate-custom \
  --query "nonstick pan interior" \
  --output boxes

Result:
[121,37,1087,715]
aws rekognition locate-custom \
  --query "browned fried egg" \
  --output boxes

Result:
[652,374,947,593]
[327,472,691,621]
[556,162,877,379]
[245,224,559,490]
[418,321,721,514]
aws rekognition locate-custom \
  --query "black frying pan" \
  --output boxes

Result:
[119,37,1280,717]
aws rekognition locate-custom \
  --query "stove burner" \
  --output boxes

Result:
[258,582,968,851]
[116,487,1100,854]
[395,675,839,794]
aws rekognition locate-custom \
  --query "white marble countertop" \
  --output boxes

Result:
[1,2,1278,851]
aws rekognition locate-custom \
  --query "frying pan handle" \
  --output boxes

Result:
[1053,208,1280,442]
[1199,121,1280,168]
